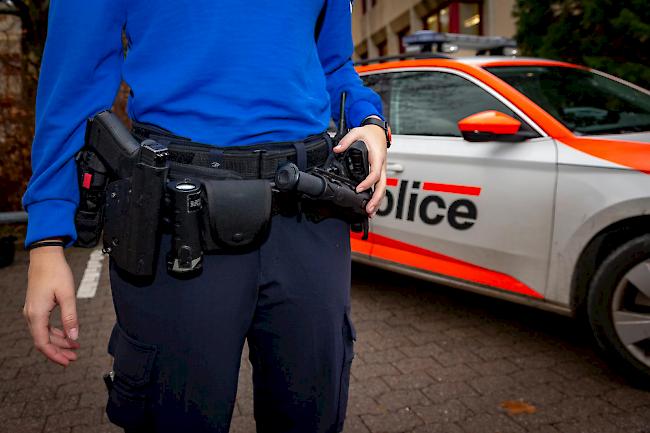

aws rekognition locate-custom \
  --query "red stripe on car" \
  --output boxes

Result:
[423,182,482,196]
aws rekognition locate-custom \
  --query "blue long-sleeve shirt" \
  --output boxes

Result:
[23,0,382,246]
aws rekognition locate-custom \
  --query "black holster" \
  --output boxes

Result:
[104,162,169,277]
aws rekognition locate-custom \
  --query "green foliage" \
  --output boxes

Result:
[513,0,650,88]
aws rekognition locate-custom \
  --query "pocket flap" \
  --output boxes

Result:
[108,324,158,387]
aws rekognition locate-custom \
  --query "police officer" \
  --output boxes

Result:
[22,1,388,432]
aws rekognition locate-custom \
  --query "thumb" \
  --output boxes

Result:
[57,288,79,341]
[335,128,363,152]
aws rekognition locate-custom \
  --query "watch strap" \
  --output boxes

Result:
[361,117,391,149]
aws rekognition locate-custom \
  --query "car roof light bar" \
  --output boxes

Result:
[403,31,518,56]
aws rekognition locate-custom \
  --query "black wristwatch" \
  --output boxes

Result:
[361,116,392,149]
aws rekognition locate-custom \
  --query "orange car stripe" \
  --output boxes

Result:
[478,59,587,69]
[351,232,543,299]
[560,137,650,175]
[350,235,373,255]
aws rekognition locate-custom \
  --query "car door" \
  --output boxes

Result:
[361,68,557,299]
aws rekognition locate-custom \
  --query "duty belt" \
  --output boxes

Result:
[131,121,332,180]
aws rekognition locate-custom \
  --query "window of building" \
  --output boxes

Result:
[440,7,451,32]
[459,3,481,35]
[376,39,388,57]
[424,14,438,31]
[422,1,483,35]
[360,0,366,15]
[397,26,411,54]
[355,40,369,61]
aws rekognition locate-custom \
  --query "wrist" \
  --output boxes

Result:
[361,116,391,149]
[29,246,65,263]
[27,238,66,253]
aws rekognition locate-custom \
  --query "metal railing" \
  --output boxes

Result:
[0,211,27,224]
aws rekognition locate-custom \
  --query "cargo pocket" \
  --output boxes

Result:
[105,323,158,430]
[336,310,357,431]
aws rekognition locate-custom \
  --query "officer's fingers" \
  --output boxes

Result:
[59,349,78,362]
[56,285,79,341]
[49,326,65,338]
[49,332,81,350]
[334,128,363,153]
[355,165,381,193]
[357,146,385,192]
[28,310,70,366]
[367,169,387,216]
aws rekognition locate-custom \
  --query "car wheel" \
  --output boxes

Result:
[587,234,650,385]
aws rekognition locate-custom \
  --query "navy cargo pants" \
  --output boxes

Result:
[106,208,356,433]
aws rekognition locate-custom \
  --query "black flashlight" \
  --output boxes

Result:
[166,178,203,275]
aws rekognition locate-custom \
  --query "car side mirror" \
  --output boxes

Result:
[458,110,533,142]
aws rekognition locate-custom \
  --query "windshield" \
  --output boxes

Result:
[485,66,650,135]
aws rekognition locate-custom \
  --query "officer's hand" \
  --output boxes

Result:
[24,246,80,366]
[334,122,388,217]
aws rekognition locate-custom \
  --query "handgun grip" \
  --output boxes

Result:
[85,111,140,178]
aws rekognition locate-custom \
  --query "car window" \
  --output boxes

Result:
[361,73,392,124]
[486,66,650,135]
[363,71,537,138]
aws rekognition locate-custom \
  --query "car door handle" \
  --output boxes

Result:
[386,163,404,173]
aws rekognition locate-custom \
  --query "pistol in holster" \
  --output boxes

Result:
[75,111,271,279]
[74,111,169,278]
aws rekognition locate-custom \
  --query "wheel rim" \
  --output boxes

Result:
[612,259,650,368]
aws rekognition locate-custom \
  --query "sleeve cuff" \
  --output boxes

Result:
[25,200,77,248]
[347,100,385,128]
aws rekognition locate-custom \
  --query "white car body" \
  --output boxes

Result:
[352,57,650,318]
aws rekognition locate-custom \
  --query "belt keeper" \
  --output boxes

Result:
[292,141,307,171]
[253,149,267,179]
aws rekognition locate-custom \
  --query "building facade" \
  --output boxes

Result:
[352,0,516,59]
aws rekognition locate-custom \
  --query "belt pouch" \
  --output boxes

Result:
[75,150,110,247]
[201,179,272,251]
[103,162,168,277]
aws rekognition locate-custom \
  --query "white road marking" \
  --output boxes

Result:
[77,249,105,299]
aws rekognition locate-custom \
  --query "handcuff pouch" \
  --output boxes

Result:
[200,179,273,251]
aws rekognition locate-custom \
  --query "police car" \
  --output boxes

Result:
[352,32,650,382]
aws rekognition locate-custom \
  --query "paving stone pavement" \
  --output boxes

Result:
[2,247,650,433]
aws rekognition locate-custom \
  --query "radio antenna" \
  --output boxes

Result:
[334,92,348,145]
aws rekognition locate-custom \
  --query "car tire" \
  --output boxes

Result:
[587,234,650,386]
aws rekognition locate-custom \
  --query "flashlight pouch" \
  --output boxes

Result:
[200,179,273,251]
